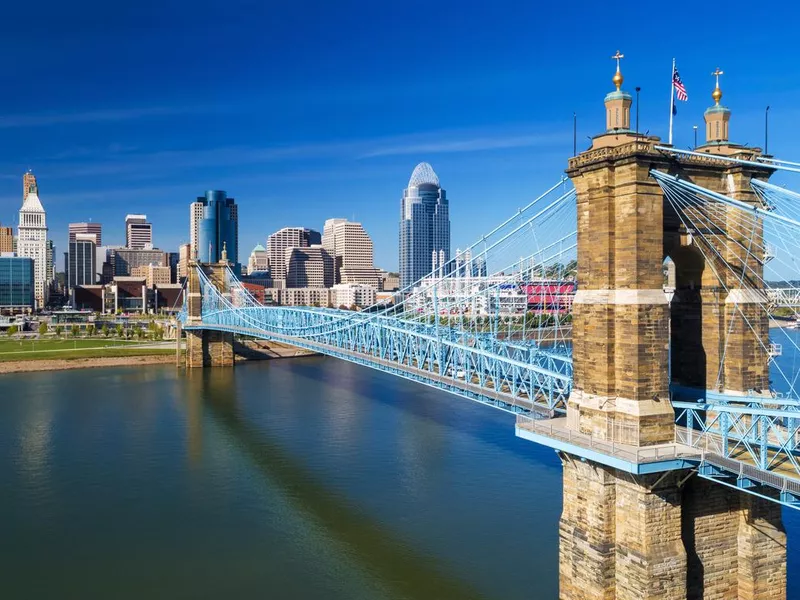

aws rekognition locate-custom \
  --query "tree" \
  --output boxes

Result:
[86,324,96,336]
[55,325,63,337]
[115,324,124,338]
[136,327,145,340]
[6,325,18,336]
[38,322,48,336]
[101,324,110,338]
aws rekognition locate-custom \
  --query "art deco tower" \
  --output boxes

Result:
[17,175,48,308]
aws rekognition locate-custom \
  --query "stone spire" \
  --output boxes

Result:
[704,67,731,143]
[604,50,632,132]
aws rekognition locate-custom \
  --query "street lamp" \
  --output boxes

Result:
[693,125,698,149]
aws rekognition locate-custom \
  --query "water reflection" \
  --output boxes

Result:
[5,357,794,599]
[190,365,488,600]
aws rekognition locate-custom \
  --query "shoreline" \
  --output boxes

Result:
[0,354,173,374]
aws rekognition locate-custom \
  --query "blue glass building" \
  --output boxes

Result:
[399,163,450,288]
[197,190,240,274]
[0,256,35,311]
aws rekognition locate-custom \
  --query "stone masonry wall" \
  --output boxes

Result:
[560,456,786,600]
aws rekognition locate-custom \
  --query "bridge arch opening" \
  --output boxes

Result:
[665,244,708,391]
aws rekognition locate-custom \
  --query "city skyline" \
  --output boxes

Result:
[0,2,798,271]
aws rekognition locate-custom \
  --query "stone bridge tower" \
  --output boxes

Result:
[559,55,786,600]
[184,249,235,368]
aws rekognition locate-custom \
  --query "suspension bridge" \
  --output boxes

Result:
[178,60,797,599]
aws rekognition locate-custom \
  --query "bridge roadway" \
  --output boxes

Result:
[185,322,552,416]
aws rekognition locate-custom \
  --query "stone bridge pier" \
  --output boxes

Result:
[558,59,786,599]
[184,259,234,368]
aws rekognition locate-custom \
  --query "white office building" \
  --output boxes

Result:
[17,187,49,308]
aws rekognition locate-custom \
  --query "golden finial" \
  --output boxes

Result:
[712,68,724,105]
[611,50,624,90]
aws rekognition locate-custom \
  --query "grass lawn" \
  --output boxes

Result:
[0,338,178,362]
[0,347,177,362]
[0,338,144,353]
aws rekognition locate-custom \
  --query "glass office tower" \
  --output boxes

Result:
[0,256,35,310]
[197,190,240,274]
[399,162,450,288]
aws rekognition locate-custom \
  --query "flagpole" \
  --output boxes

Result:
[668,58,675,145]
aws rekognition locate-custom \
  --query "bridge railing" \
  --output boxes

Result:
[515,414,698,465]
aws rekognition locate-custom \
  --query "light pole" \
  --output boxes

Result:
[693,125,698,149]
[635,87,641,135]
[573,112,577,157]
[765,105,771,155]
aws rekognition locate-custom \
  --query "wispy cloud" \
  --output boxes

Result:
[0,106,205,129]
[13,126,569,181]
[360,132,567,159]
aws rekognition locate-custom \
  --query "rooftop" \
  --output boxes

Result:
[20,191,44,213]
[408,162,440,188]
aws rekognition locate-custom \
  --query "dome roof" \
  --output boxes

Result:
[408,162,440,188]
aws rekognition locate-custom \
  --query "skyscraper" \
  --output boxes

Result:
[196,191,239,272]
[69,222,102,245]
[399,162,450,288]
[67,234,97,288]
[322,218,380,287]
[125,215,152,249]
[267,227,321,282]
[17,180,49,308]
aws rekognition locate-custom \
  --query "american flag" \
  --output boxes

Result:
[673,68,688,101]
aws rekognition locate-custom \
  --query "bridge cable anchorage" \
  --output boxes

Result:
[652,172,800,492]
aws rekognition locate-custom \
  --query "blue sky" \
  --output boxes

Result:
[1,0,799,271]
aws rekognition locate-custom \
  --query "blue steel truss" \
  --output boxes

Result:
[177,164,800,510]
[184,266,573,416]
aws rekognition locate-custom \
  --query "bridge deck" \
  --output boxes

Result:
[515,416,699,474]
[187,323,551,415]
[517,416,800,501]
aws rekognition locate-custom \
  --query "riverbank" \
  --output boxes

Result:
[0,353,174,374]
[0,339,316,374]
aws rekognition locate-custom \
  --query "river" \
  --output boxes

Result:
[0,356,797,599]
